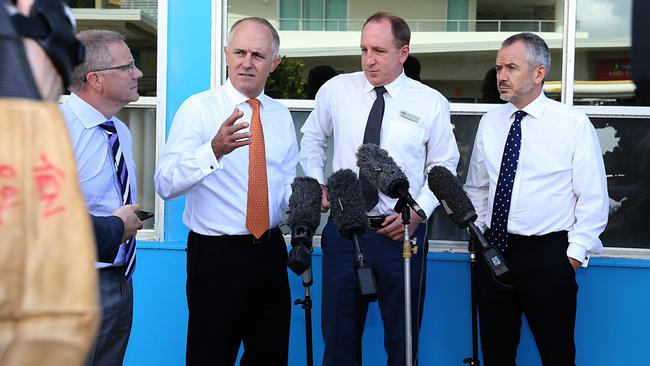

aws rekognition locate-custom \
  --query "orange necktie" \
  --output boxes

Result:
[246,98,269,239]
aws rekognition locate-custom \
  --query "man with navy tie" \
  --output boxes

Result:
[60,29,143,366]
[464,33,609,365]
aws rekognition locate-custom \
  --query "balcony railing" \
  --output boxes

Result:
[277,18,559,32]
[70,0,157,20]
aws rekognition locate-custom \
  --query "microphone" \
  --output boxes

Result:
[356,143,427,219]
[287,176,322,286]
[327,169,378,301]
[427,166,509,277]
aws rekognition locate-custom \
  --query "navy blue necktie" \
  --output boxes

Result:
[100,121,136,280]
[360,86,387,211]
[489,110,527,252]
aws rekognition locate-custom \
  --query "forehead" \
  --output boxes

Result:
[229,21,275,51]
[108,41,132,60]
[361,19,396,46]
[496,40,528,65]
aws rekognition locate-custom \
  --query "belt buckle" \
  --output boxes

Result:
[367,216,386,230]
[252,229,270,245]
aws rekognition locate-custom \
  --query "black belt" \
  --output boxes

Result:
[99,265,125,272]
[507,230,568,242]
[191,227,280,245]
[367,215,388,230]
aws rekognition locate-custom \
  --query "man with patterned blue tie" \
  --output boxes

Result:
[60,29,143,366]
[464,33,609,366]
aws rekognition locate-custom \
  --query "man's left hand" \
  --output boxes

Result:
[568,257,581,272]
[375,208,423,241]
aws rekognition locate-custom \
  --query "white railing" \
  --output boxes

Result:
[119,0,157,20]
[275,18,559,32]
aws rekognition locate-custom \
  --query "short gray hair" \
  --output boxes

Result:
[502,32,551,72]
[69,29,125,91]
[228,17,280,57]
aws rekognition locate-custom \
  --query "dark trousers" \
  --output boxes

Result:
[477,231,577,366]
[320,219,428,366]
[185,229,291,366]
[86,267,133,366]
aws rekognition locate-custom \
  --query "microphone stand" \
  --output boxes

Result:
[395,199,416,366]
[351,233,378,366]
[294,268,314,366]
[462,237,480,366]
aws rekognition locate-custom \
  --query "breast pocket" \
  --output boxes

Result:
[384,118,426,159]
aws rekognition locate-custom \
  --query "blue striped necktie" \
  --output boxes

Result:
[488,110,527,252]
[100,120,136,280]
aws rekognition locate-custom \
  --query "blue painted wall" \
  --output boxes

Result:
[127,1,650,364]
[125,246,650,365]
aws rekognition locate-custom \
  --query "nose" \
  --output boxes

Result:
[364,52,376,67]
[497,68,508,82]
[242,53,254,68]
[133,65,144,79]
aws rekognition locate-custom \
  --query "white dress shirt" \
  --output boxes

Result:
[300,71,460,217]
[464,92,608,264]
[155,80,299,236]
[60,92,138,267]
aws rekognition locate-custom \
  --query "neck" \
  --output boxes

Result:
[75,89,124,119]
[511,89,542,110]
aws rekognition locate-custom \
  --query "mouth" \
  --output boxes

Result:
[238,72,256,78]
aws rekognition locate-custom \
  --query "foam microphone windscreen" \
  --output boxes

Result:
[356,143,409,198]
[287,176,322,230]
[327,169,368,240]
[427,166,477,227]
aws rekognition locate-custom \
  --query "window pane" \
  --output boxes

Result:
[574,0,636,106]
[72,1,157,96]
[230,0,564,103]
[593,117,650,248]
[116,107,157,230]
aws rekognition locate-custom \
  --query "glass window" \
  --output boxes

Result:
[574,0,637,106]
[228,0,650,252]
[69,1,159,234]
[229,0,565,103]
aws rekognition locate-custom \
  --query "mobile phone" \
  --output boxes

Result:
[136,210,154,221]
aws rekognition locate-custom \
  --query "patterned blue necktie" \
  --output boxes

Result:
[100,121,136,280]
[488,110,527,252]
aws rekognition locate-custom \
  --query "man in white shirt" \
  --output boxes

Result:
[155,17,298,366]
[60,29,144,366]
[464,33,608,365]
[300,12,459,366]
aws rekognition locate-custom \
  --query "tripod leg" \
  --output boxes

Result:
[305,294,314,366]
[356,286,363,366]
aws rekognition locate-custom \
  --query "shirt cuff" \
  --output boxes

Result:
[303,168,325,185]
[567,243,590,268]
[196,141,222,172]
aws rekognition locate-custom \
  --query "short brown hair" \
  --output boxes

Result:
[363,12,411,48]
[69,29,125,92]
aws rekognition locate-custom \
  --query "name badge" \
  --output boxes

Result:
[400,110,420,123]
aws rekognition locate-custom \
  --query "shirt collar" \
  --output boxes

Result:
[67,92,114,128]
[362,71,406,99]
[224,79,269,109]
[506,91,547,120]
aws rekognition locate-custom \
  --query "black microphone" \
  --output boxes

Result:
[427,166,509,277]
[327,169,377,301]
[287,176,322,286]
[356,143,427,219]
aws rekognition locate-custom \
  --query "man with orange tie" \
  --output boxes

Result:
[155,17,298,366]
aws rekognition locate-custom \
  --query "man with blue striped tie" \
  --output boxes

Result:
[60,29,144,366]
